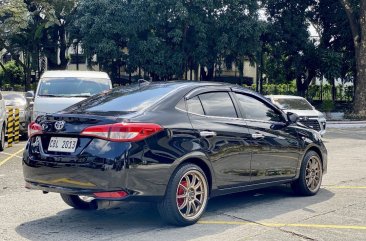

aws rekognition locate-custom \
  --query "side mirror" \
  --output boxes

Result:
[25,91,34,99]
[287,112,299,124]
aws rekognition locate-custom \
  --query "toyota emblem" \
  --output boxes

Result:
[54,121,65,131]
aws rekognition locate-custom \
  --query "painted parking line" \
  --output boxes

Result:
[198,220,366,231]
[0,149,24,167]
[1,151,23,159]
[324,186,366,189]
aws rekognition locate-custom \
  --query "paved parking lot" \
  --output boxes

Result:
[0,128,366,241]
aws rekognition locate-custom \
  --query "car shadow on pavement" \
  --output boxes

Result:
[16,186,334,241]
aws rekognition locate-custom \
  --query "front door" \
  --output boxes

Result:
[233,92,300,183]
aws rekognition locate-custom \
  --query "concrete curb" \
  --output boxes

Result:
[327,121,366,128]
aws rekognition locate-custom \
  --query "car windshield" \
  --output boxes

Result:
[273,97,313,110]
[64,83,180,115]
[38,77,110,97]
[3,93,26,106]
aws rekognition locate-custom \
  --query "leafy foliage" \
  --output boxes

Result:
[0,60,24,86]
[71,0,262,81]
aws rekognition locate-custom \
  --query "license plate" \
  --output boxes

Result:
[48,137,78,153]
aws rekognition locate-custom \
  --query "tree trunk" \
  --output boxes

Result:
[0,61,6,72]
[353,1,366,115]
[59,25,68,70]
[193,64,199,81]
[331,78,337,101]
[207,65,214,81]
[296,78,306,97]
[341,0,366,115]
[238,60,244,79]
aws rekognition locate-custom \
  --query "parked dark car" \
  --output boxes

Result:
[23,82,327,226]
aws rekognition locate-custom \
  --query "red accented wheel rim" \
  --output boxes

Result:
[175,170,208,221]
[177,181,187,207]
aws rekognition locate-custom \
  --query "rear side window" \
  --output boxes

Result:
[199,92,237,118]
[187,96,204,115]
[235,93,284,122]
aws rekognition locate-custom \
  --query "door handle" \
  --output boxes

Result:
[252,133,265,139]
[200,131,217,138]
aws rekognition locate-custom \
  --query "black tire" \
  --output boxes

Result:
[20,131,29,141]
[60,194,98,210]
[157,163,209,226]
[0,126,5,152]
[292,151,323,196]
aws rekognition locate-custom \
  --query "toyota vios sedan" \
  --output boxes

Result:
[23,82,327,226]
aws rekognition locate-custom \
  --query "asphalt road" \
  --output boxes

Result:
[1,128,366,241]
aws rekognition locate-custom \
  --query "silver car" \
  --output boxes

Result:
[267,95,326,136]
[3,92,32,138]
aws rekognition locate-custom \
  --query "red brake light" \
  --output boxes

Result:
[93,191,128,199]
[28,122,43,137]
[80,123,163,142]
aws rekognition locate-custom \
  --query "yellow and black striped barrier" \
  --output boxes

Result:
[14,108,20,144]
[6,107,20,147]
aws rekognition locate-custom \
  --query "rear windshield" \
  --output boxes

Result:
[273,98,313,110]
[63,84,179,115]
[38,77,111,97]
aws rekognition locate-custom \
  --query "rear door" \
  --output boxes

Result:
[233,92,300,183]
[186,89,252,188]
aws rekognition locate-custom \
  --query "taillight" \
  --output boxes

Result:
[80,123,163,142]
[93,191,128,199]
[28,122,43,137]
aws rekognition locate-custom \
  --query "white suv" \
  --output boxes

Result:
[32,71,112,120]
[267,95,326,136]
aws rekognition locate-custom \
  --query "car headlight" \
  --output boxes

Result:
[313,131,322,140]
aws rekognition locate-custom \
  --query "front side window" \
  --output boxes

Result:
[235,93,284,122]
[199,92,237,118]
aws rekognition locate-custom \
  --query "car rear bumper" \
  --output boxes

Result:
[22,138,170,201]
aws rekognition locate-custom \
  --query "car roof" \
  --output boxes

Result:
[136,81,263,96]
[135,81,266,98]
[41,71,110,79]
[2,91,25,96]
[266,95,306,100]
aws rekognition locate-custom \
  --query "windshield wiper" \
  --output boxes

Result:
[67,94,93,97]
[38,94,63,97]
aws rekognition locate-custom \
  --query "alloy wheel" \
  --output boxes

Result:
[176,170,208,221]
[305,156,322,191]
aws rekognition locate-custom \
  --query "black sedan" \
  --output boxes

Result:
[23,82,327,226]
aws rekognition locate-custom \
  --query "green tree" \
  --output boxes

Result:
[72,0,261,81]
[311,0,355,101]
[0,0,29,86]
[0,60,25,86]
[23,0,77,70]
[339,0,366,115]
[263,0,320,96]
